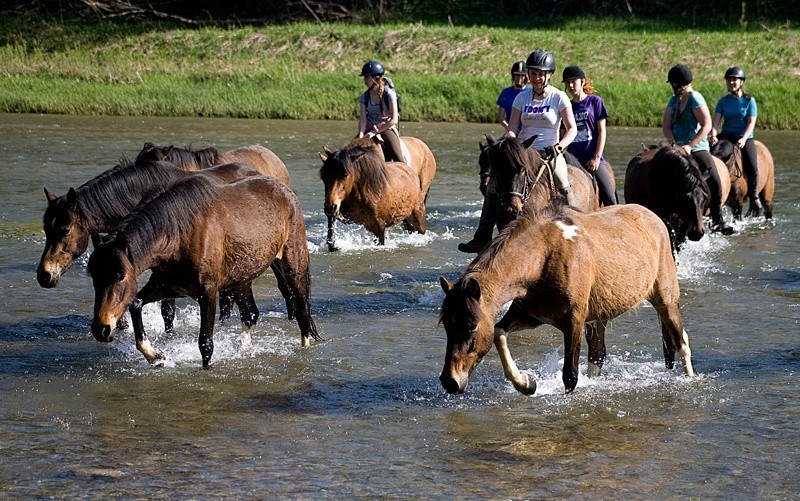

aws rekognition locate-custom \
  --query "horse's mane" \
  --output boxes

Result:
[111,176,218,267]
[710,139,741,174]
[75,159,187,227]
[469,198,574,274]
[135,143,223,170]
[320,137,389,194]
[648,146,709,199]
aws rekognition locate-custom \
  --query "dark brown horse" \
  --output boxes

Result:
[439,200,695,395]
[136,142,291,185]
[319,137,435,250]
[625,145,727,252]
[483,134,599,229]
[37,160,262,331]
[711,138,775,220]
[88,175,320,368]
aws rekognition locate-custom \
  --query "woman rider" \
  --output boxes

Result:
[357,60,404,163]
[662,64,734,235]
[710,66,761,216]
[459,50,577,253]
[506,49,578,207]
[562,65,617,206]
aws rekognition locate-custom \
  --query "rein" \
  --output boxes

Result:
[502,157,551,205]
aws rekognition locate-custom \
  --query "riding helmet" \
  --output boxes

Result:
[562,65,586,82]
[667,64,693,86]
[724,66,746,80]
[511,61,527,75]
[525,50,556,72]
[359,60,385,77]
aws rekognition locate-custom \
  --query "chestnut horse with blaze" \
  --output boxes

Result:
[88,175,320,368]
[439,201,695,395]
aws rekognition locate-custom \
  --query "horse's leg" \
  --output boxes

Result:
[406,200,427,234]
[278,242,321,347]
[160,298,176,334]
[231,282,259,328]
[130,276,176,365]
[197,289,218,369]
[326,214,338,252]
[656,302,695,376]
[560,315,586,393]
[494,302,542,395]
[218,288,235,323]
[270,259,296,320]
[585,321,607,377]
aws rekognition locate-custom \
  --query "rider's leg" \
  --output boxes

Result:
[551,154,576,207]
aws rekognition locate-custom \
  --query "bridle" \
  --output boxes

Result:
[500,156,552,206]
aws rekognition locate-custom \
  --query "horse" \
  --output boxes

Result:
[136,142,291,186]
[439,200,695,395]
[37,160,265,331]
[710,138,775,220]
[87,175,320,368]
[319,137,435,251]
[483,134,599,230]
[624,145,730,252]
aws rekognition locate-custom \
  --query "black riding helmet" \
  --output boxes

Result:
[667,64,693,86]
[360,60,385,77]
[562,65,586,82]
[724,66,746,80]
[526,50,556,73]
[511,61,527,75]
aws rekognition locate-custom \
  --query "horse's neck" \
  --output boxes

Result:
[472,232,546,311]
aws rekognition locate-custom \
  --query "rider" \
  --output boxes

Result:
[506,49,577,206]
[663,64,734,235]
[458,50,577,253]
[496,61,529,129]
[456,62,528,254]
[357,60,404,163]
[562,65,616,206]
[710,66,761,215]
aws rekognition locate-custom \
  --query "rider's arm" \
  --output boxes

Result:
[505,107,521,138]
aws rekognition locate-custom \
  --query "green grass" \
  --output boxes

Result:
[1,15,799,128]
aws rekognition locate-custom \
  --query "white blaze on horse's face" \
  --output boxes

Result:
[555,220,579,241]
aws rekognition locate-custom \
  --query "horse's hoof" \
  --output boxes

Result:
[515,373,537,395]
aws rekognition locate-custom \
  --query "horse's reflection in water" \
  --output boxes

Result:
[439,200,694,395]
[88,175,320,368]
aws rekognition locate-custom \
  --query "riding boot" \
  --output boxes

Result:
[746,173,762,216]
[459,192,497,253]
[710,205,736,236]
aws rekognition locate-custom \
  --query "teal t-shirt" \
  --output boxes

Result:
[667,91,709,152]
[714,94,757,139]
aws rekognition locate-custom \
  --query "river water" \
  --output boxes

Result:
[1,114,798,498]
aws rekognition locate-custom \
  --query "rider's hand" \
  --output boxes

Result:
[544,144,563,160]
[681,144,692,156]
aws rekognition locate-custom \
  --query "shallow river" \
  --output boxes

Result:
[1,114,798,498]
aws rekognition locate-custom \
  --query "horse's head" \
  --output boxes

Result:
[655,147,710,244]
[319,139,382,218]
[135,142,172,163]
[486,134,541,218]
[438,275,496,394]
[37,187,91,288]
[87,236,138,342]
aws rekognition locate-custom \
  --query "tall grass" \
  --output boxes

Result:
[1,16,798,128]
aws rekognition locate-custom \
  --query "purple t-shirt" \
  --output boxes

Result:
[566,94,609,166]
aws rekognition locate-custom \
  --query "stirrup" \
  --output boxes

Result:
[458,239,490,253]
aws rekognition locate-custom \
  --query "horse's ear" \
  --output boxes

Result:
[439,276,454,294]
[143,142,154,148]
[318,152,328,162]
[485,133,496,145]
[479,142,487,151]
[641,143,647,151]
[44,187,57,204]
[462,277,481,300]
[66,188,78,208]
[522,135,538,149]
[323,146,333,155]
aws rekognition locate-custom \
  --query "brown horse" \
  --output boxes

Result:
[136,142,291,186]
[319,137,435,251]
[439,200,695,395]
[37,160,263,331]
[483,134,599,229]
[88,175,320,368]
[711,139,775,219]
[625,145,730,252]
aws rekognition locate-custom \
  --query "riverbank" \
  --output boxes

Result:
[1,15,799,128]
